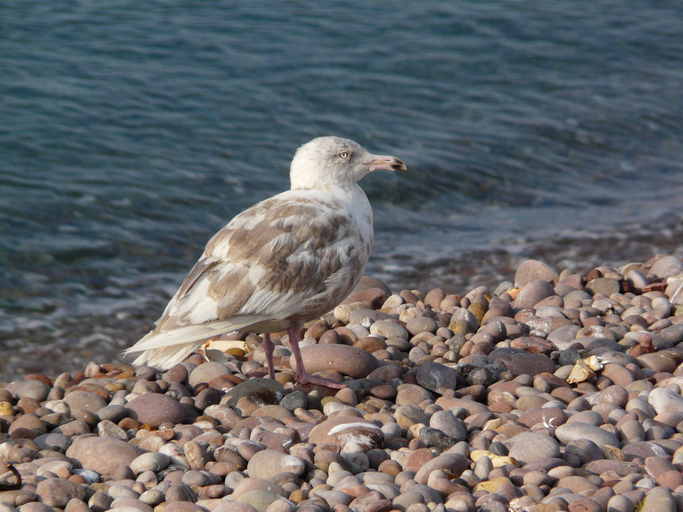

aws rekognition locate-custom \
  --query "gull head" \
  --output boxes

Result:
[290,136,407,190]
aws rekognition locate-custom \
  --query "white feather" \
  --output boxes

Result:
[125,317,263,353]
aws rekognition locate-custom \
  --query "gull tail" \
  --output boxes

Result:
[124,316,265,370]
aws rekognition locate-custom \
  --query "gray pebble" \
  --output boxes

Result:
[509,432,560,463]
[96,405,129,422]
[555,422,620,447]
[7,380,50,401]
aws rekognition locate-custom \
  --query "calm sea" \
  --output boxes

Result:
[2,1,683,375]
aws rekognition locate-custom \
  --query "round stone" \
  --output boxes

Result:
[509,432,561,463]
[515,260,558,288]
[7,380,50,402]
[648,388,683,416]
[8,414,47,439]
[188,362,229,388]
[586,278,620,296]
[414,453,469,484]
[429,410,467,441]
[66,436,143,478]
[126,393,189,427]
[129,452,171,474]
[291,344,378,378]
[651,255,682,279]
[555,422,620,448]
[247,449,305,480]
[405,317,437,335]
[513,280,555,309]
[488,348,554,376]
[64,391,107,421]
[369,319,409,339]
[415,362,459,392]
[36,478,86,508]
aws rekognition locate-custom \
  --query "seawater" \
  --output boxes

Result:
[1,1,682,373]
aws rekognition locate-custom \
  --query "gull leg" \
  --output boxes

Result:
[288,326,344,389]
[263,332,275,380]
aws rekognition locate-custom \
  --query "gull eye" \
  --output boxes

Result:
[337,151,351,160]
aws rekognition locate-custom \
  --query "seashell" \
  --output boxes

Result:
[202,339,248,361]
[506,288,520,299]
[566,355,603,384]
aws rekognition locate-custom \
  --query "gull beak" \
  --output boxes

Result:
[367,155,408,172]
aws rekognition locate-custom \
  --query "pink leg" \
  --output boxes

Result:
[263,332,275,380]
[287,326,345,389]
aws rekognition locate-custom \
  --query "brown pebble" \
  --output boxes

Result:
[291,344,378,378]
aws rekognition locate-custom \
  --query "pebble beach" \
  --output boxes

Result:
[2,254,683,512]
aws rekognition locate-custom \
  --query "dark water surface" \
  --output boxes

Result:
[2,2,683,376]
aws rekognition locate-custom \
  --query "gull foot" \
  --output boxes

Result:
[296,373,345,389]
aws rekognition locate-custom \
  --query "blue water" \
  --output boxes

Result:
[2,1,683,373]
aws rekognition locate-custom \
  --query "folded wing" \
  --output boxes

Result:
[125,190,370,369]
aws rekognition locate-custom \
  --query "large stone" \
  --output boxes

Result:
[6,380,50,402]
[247,449,305,480]
[290,344,378,378]
[555,423,619,448]
[8,414,47,439]
[547,325,580,350]
[509,432,561,463]
[126,393,190,426]
[415,362,460,392]
[64,391,107,421]
[429,410,467,441]
[640,486,676,512]
[188,362,229,388]
[129,452,171,474]
[648,388,683,416]
[369,319,410,339]
[586,278,620,296]
[488,348,554,376]
[650,256,682,279]
[513,280,555,309]
[515,260,558,288]
[36,478,86,508]
[652,324,683,350]
[66,436,142,478]
[414,453,468,484]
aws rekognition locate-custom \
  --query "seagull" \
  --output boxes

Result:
[125,136,407,387]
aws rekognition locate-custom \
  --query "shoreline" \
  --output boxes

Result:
[2,216,682,380]
[0,254,682,511]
